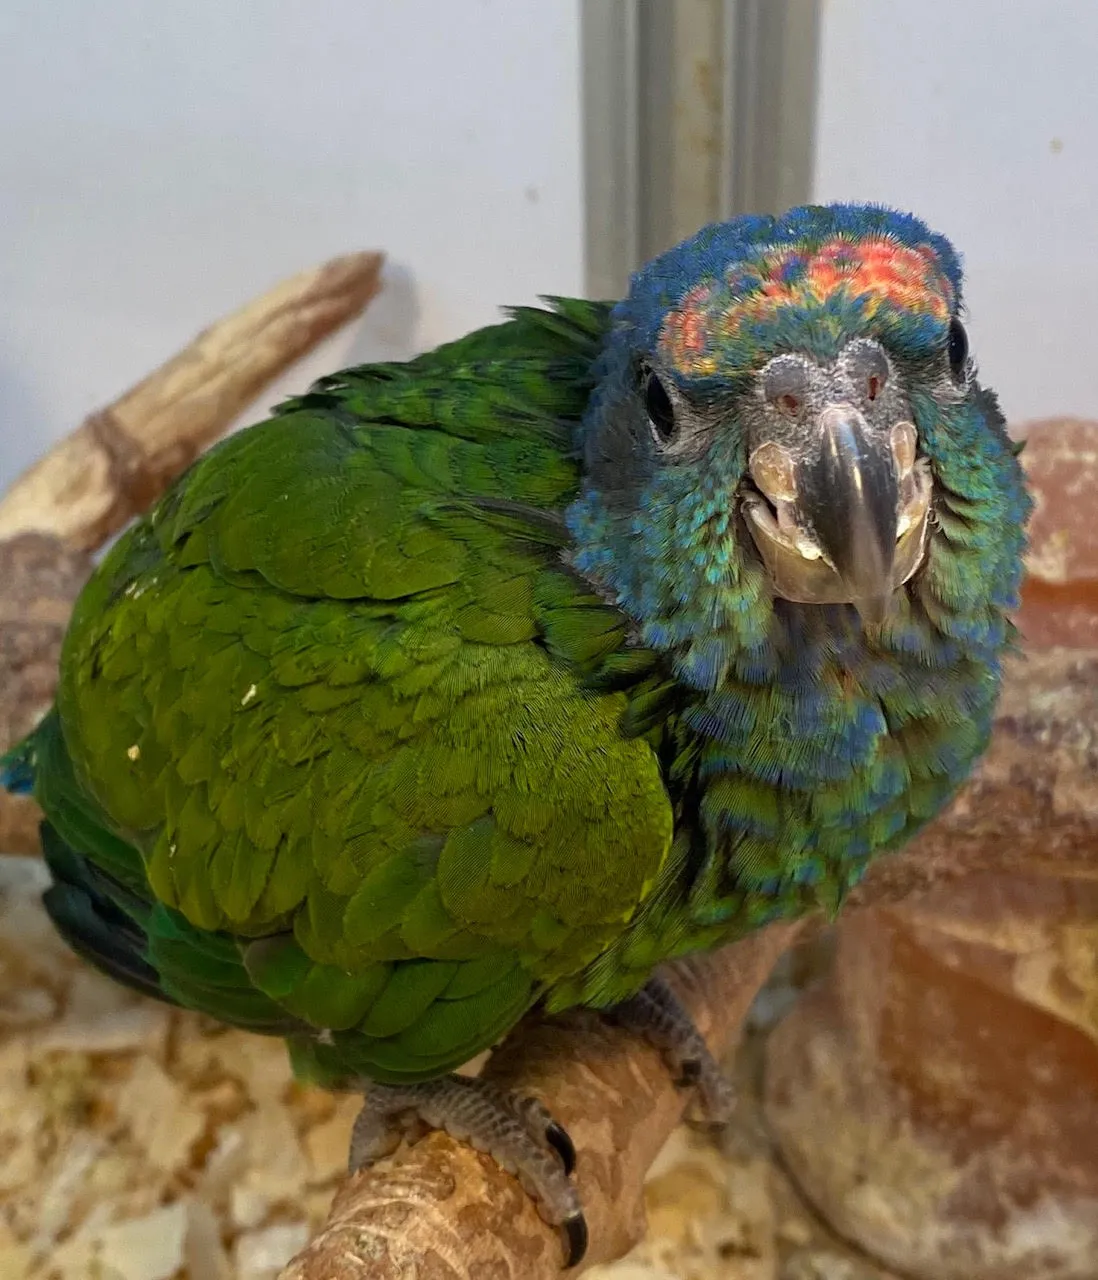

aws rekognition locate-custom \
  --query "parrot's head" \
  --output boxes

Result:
[568,203,1030,688]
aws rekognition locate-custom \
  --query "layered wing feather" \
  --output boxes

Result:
[39,301,674,1081]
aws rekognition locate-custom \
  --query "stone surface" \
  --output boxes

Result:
[766,890,1098,1280]
[1017,418,1098,647]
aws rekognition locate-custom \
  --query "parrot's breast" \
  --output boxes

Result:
[684,598,1002,911]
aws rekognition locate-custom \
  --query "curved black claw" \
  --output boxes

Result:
[545,1119,577,1176]
[562,1211,589,1269]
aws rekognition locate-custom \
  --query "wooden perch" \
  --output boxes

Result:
[280,645,1098,1278]
[0,250,383,853]
[280,926,802,1279]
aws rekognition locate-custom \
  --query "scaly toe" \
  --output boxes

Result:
[674,1058,701,1089]
[350,1075,588,1267]
[504,1090,577,1176]
[610,973,737,1127]
[348,1098,405,1171]
[686,1053,737,1127]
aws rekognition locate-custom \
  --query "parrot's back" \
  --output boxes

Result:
[4,299,685,1084]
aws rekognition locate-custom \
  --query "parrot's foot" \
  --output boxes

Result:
[610,974,736,1125]
[350,1075,588,1267]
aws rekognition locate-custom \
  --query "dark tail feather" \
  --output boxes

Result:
[40,822,302,1035]
[5,720,176,1006]
[20,715,299,1034]
[39,822,181,1009]
[43,882,172,1005]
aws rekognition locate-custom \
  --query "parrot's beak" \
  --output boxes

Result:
[741,404,932,623]
[798,404,900,624]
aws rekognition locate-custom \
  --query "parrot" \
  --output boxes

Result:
[1,204,1030,1266]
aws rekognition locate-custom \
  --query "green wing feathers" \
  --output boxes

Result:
[33,299,674,1081]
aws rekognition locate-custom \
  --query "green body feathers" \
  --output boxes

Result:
[4,206,1029,1088]
[26,301,677,1083]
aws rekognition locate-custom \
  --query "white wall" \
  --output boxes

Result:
[0,0,584,488]
[9,2,1087,485]
[813,0,1098,425]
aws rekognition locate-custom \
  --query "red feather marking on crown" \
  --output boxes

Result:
[658,237,956,377]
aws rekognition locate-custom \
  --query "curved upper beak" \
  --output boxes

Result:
[742,402,932,626]
[798,404,899,625]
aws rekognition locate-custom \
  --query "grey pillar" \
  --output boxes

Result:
[582,0,821,297]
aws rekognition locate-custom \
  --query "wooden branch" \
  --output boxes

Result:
[0,251,383,553]
[280,925,802,1279]
[0,250,384,852]
[0,534,93,853]
[280,644,1098,1277]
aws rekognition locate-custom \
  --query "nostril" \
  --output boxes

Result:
[761,355,809,416]
[846,340,890,405]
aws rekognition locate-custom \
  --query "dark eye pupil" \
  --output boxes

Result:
[644,370,676,442]
[947,318,969,375]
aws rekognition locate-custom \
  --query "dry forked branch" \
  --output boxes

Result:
[280,644,1098,1279]
[0,250,384,852]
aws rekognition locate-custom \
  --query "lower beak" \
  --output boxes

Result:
[798,404,899,625]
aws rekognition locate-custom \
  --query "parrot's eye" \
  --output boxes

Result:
[947,318,969,378]
[643,367,677,444]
